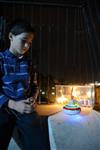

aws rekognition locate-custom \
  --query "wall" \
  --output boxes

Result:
[0,1,100,84]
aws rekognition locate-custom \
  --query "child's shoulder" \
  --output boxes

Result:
[0,50,7,58]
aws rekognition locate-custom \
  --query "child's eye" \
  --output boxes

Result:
[21,40,32,45]
[21,39,26,43]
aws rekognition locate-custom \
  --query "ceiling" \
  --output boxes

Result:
[0,0,93,5]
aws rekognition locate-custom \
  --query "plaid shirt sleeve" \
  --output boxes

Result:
[0,55,9,107]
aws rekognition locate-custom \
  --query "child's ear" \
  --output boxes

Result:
[9,32,13,41]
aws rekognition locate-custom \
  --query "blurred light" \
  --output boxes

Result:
[40,89,42,92]
[64,113,86,123]
[68,114,84,122]
[87,90,91,98]
[76,90,80,96]
[41,91,45,95]
[55,84,95,107]
[52,87,55,89]
[56,95,67,104]
[51,92,55,95]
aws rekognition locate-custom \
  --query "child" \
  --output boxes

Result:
[0,19,45,150]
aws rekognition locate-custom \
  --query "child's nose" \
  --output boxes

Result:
[24,43,30,49]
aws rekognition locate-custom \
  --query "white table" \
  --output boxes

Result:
[8,138,20,150]
[8,128,21,150]
[48,108,100,150]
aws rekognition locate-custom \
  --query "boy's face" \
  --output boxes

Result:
[9,32,34,56]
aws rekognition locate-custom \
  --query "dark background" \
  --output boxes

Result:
[0,0,100,84]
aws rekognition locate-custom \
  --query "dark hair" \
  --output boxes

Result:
[8,19,35,35]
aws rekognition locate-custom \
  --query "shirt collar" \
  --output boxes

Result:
[5,49,24,60]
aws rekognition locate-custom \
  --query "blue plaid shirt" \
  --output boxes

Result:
[0,49,31,107]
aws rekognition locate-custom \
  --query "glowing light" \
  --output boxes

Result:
[87,90,91,98]
[56,95,67,104]
[76,90,80,96]
[51,92,55,95]
[41,91,45,95]
[52,87,55,89]
[68,114,84,122]
[40,89,42,92]
[55,84,95,108]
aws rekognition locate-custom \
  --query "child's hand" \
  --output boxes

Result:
[28,97,37,109]
[8,99,35,114]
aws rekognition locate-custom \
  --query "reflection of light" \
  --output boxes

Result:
[72,87,79,97]
[75,115,82,119]
[55,85,95,107]
[70,115,82,121]
[56,95,67,104]
[76,91,80,96]
[64,114,85,123]
[92,91,94,97]
[87,91,91,98]
[89,83,94,86]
